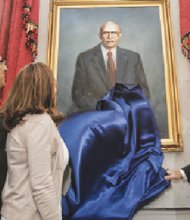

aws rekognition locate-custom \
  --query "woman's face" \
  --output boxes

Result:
[0,61,7,89]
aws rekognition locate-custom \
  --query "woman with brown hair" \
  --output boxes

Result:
[0,62,70,220]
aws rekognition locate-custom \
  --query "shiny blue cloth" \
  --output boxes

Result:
[59,84,170,220]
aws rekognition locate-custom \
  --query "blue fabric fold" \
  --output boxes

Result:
[59,83,170,220]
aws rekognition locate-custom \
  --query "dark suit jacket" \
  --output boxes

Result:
[0,117,7,212]
[182,165,190,182]
[71,44,150,112]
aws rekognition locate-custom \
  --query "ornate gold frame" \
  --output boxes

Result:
[47,0,182,151]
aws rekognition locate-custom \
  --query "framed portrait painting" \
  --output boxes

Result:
[47,0,182,151]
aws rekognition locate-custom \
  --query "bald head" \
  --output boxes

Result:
[100,21,121,35]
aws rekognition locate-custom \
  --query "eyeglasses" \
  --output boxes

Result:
[102,31,120,37]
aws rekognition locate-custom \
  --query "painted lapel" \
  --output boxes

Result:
[91,44,111,89]
[116,47,129,81]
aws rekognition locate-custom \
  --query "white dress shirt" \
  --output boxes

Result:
[180,169,187,180]
[100,44,117,70]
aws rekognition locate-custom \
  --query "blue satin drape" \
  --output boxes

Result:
[59,84,170,220]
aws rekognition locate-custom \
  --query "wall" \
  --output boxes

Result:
[37,0,190,218]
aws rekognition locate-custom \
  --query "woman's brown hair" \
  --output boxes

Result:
[1,62,65,131]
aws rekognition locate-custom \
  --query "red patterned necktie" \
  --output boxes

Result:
[107,50,116,86]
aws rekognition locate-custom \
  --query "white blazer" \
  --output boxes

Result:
[1,113,70,220]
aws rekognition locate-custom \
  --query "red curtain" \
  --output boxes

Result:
[179,0,190,60]
[0,0,39,106]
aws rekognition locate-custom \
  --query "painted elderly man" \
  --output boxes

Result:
[71,20,149,112]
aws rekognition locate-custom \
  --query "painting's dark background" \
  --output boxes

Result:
[57,6,168,138]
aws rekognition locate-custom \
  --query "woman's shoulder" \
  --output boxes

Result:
[23,112,53,127]
[24,112,50,120]
[10,113,55,138]
[11,113,54,134]
[10,113,56,142]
